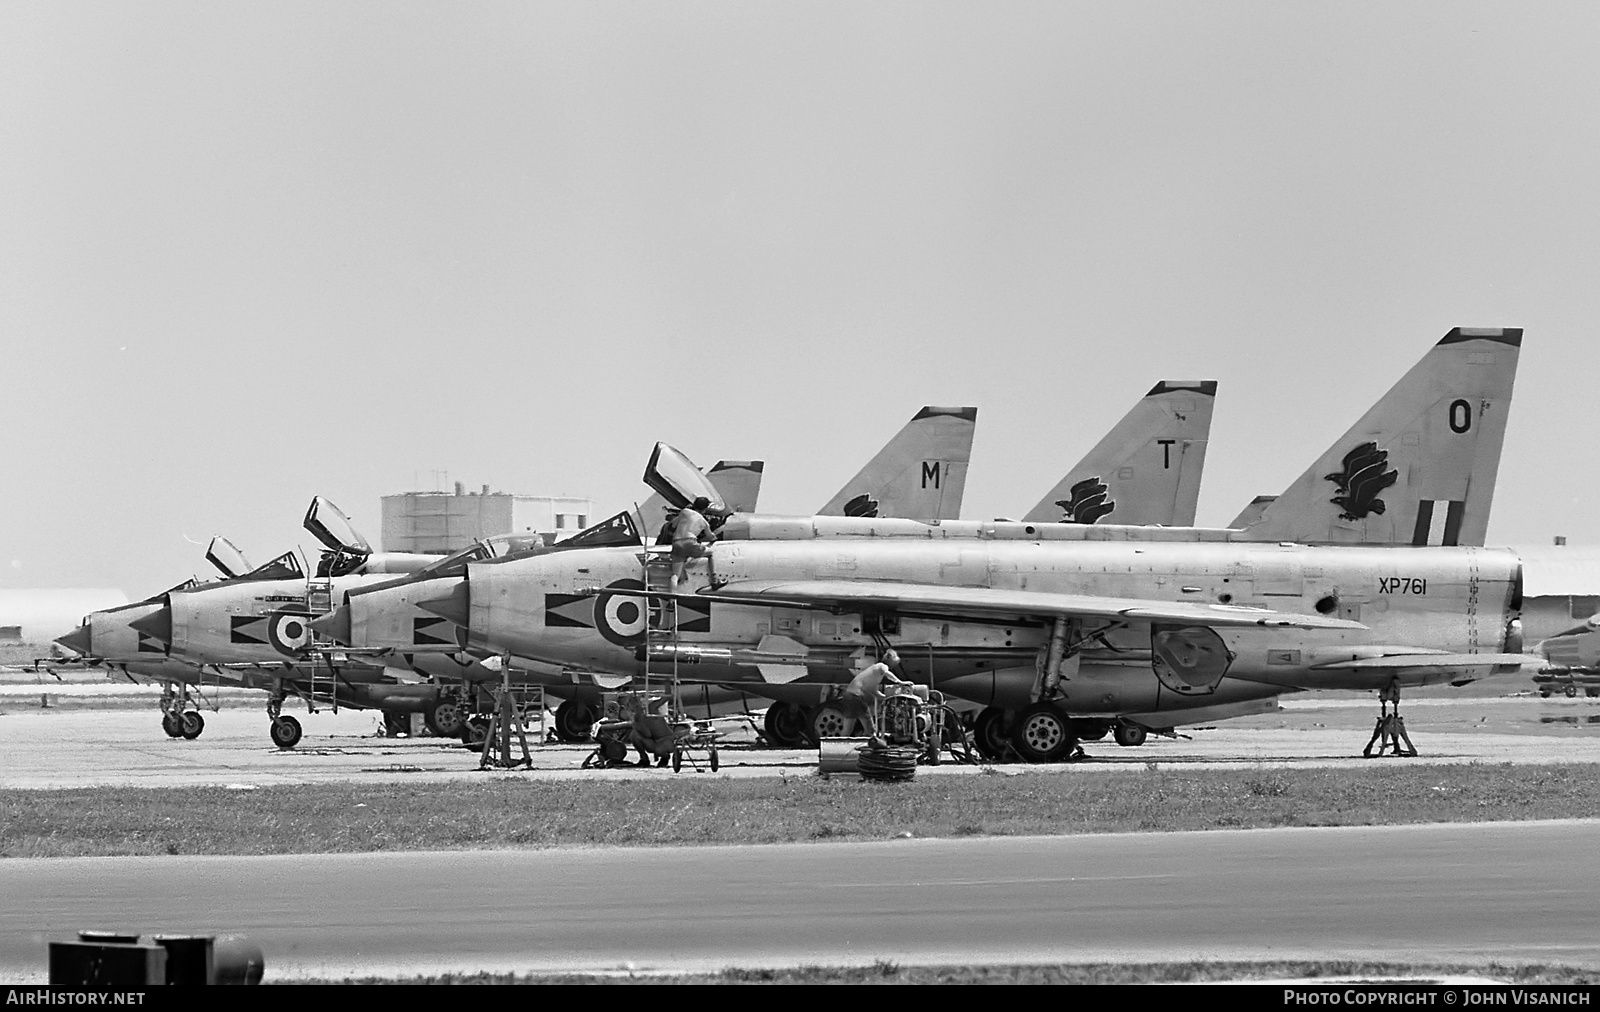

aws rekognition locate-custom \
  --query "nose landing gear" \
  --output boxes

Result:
[159,684,206,740]
[266,696,305,750]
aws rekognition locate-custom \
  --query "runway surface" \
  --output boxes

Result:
[4,690,1600,788]
[3,820,1598,981]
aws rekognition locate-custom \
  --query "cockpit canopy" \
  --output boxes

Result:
[205,536,251,579]
[242,550,305,582]
[643,443,727,516]
[304,496,374,577]
[411,512,643,581]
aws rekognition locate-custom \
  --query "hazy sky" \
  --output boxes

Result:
[4,2,1598,592]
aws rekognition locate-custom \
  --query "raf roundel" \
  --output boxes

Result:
[267,610,315,656]
[593,579,649,646]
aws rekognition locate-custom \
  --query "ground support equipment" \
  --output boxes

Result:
[1363,682,1417,758]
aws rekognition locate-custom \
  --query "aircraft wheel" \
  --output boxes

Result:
[1074,720,1110,742]
[672,748,682,773]
[161,713,183,738]
[1566,685,1579,698]
[179,711,205,740]
[811,704,850,740]
[460,715,490,747]
[554,701,596,743]
[1011,702,1075,763]
[270,715,302,749]
[1113,722,1147,747]
[973,707,1013,761]
[423,698,464,737]
[1540,688,1552,698]
[709,747,719,772]
[762,702,810,748]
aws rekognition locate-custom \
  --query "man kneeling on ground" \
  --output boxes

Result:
[629,696,677,767]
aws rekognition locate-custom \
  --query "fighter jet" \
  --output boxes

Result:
[316,406,976,743]
[319,390,1202,745]
[333,328,1528,762]
[56,500,449,746]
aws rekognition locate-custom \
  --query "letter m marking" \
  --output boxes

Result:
[922,460,941,488]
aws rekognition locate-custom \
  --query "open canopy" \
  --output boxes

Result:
[643,443,727,515]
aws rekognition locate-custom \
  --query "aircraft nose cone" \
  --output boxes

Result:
[310,606,351,645]
[129,606,172,645]
[55,624,92,656]
[417,582,470,628]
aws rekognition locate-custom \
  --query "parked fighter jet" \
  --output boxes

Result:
[319,389,1203,744]
[327,327,1528,761]
[56,500,447,746]
[316,407,977,742]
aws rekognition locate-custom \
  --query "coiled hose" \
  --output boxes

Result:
[856,741,920,782]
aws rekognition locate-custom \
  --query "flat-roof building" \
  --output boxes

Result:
[381,484,594,555]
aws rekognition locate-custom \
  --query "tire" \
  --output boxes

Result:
[672,748,682,773]
[973,707,1013,761]
[423,699,464,737]
[1074,720,1110,742]
[1566,685,1579,698]
[179,711,205,740]
[1011,702,1075,763]
[461,715,490,746]
[1540,689,1552,698]
[762,702,810,748]
[269,715,302,749]
[161,713,183,738]
[1587,689,1600,698]
[926,725,942,766]
[811,704,851,740]
[709,747,719,772]
[1113,722,1148,747]
[554,701,596,743]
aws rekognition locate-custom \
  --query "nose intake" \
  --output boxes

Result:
[310,606,351,645]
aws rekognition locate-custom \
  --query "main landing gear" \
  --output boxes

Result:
[761,701,813,748]
[266,696,304,750]
[159,684,205,740]
[1363,681,1416,758]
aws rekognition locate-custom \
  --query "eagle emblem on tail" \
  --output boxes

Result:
[1057,477,1115,524]
[1324,442,1398,521]
[843,493,880,518]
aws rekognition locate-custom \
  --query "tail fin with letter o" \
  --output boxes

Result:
[1240,328,1521,546]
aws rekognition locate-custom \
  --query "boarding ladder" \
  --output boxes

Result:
[641,547,684,713]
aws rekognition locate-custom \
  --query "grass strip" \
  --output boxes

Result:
[4,762,1599,858]
[303,959,1599,985]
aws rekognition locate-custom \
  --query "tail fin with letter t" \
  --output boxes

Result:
[1023,380,1216,526]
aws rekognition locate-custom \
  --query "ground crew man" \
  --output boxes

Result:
[670,496,717,590]
[841,648,909,740]
[628,696,677,767]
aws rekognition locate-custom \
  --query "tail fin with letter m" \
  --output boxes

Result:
[817,405,977,520]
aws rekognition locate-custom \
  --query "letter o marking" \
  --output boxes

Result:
[1449,399,1472,433]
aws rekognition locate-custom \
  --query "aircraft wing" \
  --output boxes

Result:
[677,580,1365,631]
[1310,652,1537,671]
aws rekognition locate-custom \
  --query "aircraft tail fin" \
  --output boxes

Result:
[1241,328,1521,546]
[637,459,763,534]
[1022,381,1215,526]
[1228,495,1277,529]
[705,460,764,514]
[817,406,977,520]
